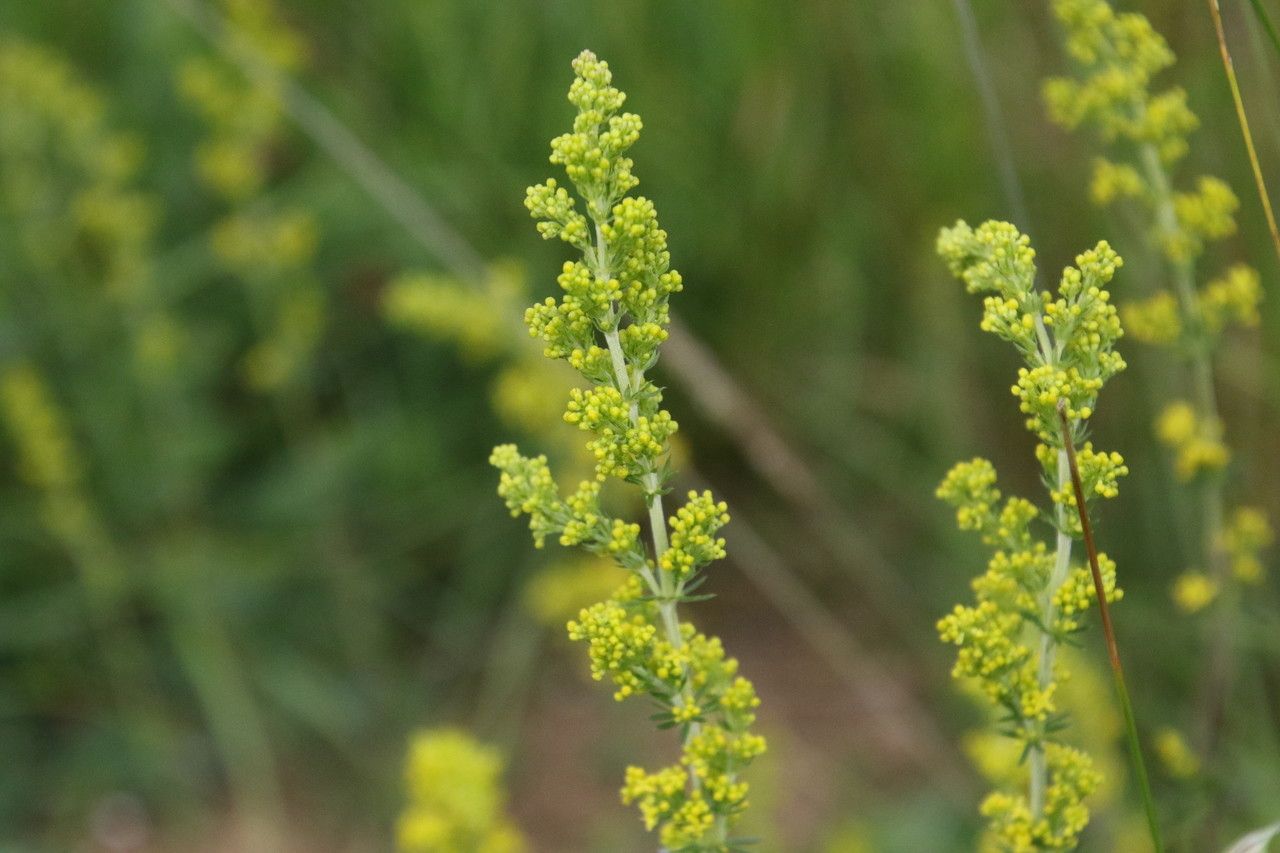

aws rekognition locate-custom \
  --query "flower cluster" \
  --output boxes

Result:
[0,366,82,493]
[1043,0,1192,162]
[936,220,1129,850]
[1154,401,1228,482]
[937,220,1126,443]
[1171,571,1218,615]
[1199,265,1263,335]
[397,728,525,853]
[491,52,764,850]
[1044,0,1271,624]
[1153,728,1200,779]
[980,745,1102,852]
[177,0,306,203]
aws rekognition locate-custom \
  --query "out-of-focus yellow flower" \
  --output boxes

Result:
[1171,571,1217,614]
[383,274,506,362]
[211,210,318,275]
[1090,158,1144,205]
[963,730,1025,786]
[0,365,81,491]
[0,39,159,296]
[1121,292,1181,346]
[1153,727,1199,778]
[0,365,96,543]
[1222,507,1273,584]
[222,0,309,73]
[398,728,524,853]
[1155,402,1229,481]
[195,138,265,201]
[383,264,527,364]
[522,557,628,628]
[1200,265,1262,335]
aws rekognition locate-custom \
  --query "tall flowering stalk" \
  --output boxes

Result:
[1043,0,1273,755]
[935,220,1153,849]
[490,52,764,851]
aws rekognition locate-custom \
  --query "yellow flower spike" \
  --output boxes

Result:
[938,219,1144,848]
[493,52,763,849]
[1046,7,1262,784]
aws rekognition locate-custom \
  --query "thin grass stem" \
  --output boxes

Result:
[1207,0,1280,266]
[1057,401,1163,853]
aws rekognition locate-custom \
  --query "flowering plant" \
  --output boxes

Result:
[491,52,764,851]
[935,219,1155,850]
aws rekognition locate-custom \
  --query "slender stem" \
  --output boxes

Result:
[1057,403,1164,853]
[595,223,723,846]
[1030,448,1074,819]
[1206,0,1280,266]
[1026,315,1072,819]
[601,329,681,638]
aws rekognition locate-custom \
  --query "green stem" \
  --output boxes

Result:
[1030,449,1074,819]
[596,225,726,845]
[1028,315,1072,819]
[1058,403,1163,853]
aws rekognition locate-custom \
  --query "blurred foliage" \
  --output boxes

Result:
[0,0,1277,850]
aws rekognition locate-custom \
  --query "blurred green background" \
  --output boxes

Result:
[1,0,1278,850]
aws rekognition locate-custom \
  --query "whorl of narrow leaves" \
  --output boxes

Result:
[490,51,764,851]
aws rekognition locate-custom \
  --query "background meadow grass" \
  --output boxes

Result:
[2,0,1279,849]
